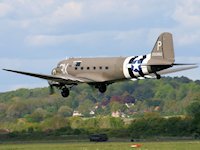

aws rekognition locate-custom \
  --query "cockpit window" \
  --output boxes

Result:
[73,61,82,67]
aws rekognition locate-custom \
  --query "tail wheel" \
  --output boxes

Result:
[98,84,107,93]
[61,87,70,97]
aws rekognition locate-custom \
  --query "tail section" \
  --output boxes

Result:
[123,32,197,80]
[150,32,175,65]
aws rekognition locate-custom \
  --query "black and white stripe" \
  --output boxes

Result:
[123,54,151,79]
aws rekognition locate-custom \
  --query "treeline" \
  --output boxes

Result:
[0,76,200,120]
[0,100,200,140]
[0,76,200,140]
[0,116,128,141]
[129,100,200,139]
[2,105,200,141]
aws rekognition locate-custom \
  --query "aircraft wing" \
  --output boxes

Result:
[3,69,85,84]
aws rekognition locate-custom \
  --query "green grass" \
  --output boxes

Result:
[0,141,200,150]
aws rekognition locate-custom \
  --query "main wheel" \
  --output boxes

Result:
[155,73,161,79]
[61,88,70,97]
[98,84,107,93]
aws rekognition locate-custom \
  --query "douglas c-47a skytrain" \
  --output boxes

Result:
[3,32,198,97]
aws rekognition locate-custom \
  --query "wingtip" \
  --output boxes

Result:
[2,69,10,71]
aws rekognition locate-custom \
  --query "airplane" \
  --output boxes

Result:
[3,32,198,97]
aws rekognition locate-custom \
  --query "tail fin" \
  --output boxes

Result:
[150,32,175,64]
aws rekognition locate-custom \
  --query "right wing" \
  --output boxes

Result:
[3,69,86,85]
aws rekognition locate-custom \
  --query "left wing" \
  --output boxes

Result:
[3,69,87,85]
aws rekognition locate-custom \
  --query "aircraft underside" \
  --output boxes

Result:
[58,82,108,97]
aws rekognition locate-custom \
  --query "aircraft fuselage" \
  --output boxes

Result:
[53,54,156,84]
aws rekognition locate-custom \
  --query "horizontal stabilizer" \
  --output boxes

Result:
[141,63,197,66]
[157,65,198,75]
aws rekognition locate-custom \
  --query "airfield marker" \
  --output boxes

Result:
[130,144,142,148]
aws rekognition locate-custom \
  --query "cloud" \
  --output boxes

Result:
[0,0,164,31]
[41,1,83,26]
[171,0,200,46]
[175,32,200,46]
[1,0,200,93]
[26,30,146,46]
[83,0,141,18]
[0,2,12,17]
[173,0,200,28]
[176,56,200,64]
[0,58,58,71]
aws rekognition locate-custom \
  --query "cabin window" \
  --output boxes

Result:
[93,66,96,70]
[87,67,90,70]
[73,61,82,67]
[99,66,102,70]
[81,67,84,70]
[75,67,78,70]
[105,66,109,70]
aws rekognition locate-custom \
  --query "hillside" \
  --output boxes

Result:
[0,76,200,139]
[0,76,200,120]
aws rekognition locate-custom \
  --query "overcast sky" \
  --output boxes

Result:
[0,0,200,92]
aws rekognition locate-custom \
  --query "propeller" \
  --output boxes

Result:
[49,84,55,95]
[48,80,55,95]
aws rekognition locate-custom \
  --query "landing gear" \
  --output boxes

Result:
[61,87,69,97]
[97,84,107,93]
[60,84,77,98]
[155,73,161,79]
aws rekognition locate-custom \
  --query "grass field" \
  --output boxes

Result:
[0,141,200,150]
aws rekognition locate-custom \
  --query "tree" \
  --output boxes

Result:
[187,101,200,120]
[6,100,29,119]
[77,99,94,116]
[0,103,7,118]
[110,101,123,112]
[58,106,73,117]
[27,108,48,122]
[41,115,69,130]
[69,117,84,129]
[186,100,200,136]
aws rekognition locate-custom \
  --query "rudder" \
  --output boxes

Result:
[151,32,175,64]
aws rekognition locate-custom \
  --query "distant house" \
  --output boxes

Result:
[94,105,98,109]
[89,110,95,115]
[73,111,83,117]
[154,106,160,111]
[111,111,121,117]
[125,103,134,108]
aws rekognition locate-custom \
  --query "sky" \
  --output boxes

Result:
[0,0,200,92]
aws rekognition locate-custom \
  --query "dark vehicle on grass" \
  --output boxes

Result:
[89,134,108,142]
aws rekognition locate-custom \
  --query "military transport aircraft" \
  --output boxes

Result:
[3,32,198,97]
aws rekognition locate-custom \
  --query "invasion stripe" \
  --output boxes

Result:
[128,56,138,78]
[138,55,146,77]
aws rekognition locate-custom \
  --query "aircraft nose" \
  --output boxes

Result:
[51,68,57,75]
[51,67,62,75]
